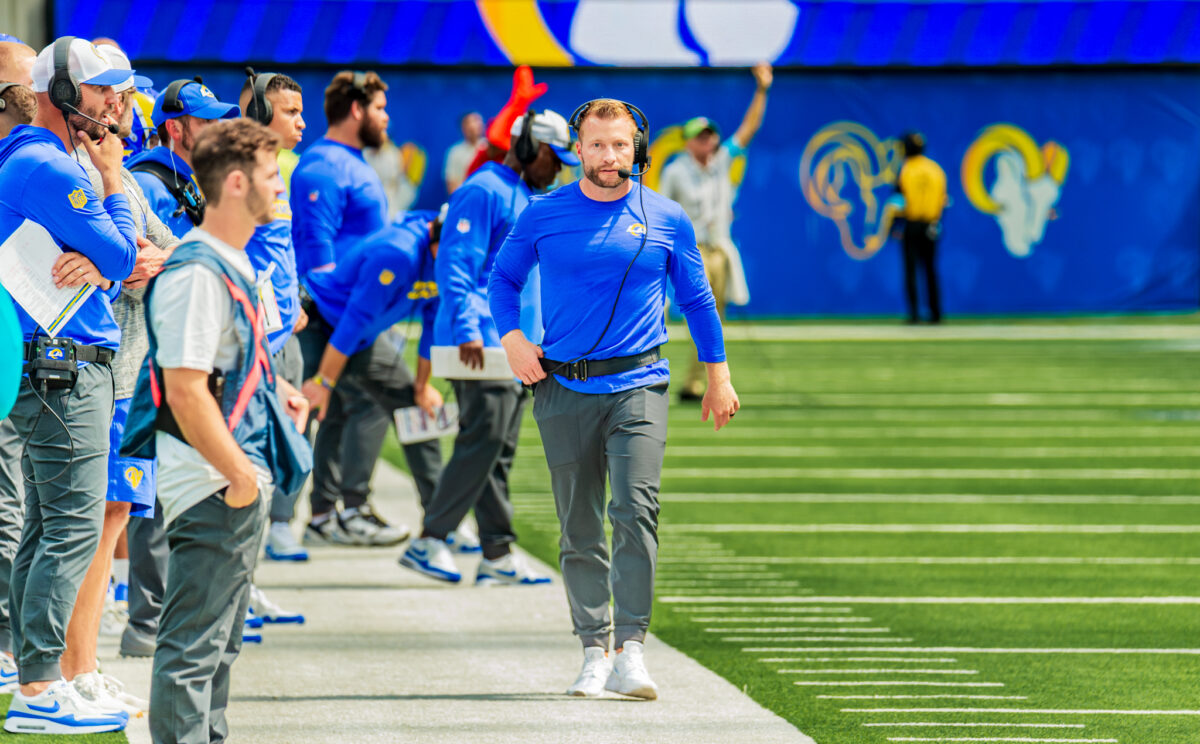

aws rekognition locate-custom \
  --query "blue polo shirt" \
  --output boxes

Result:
[489,180,724,395]
[303,211,438,360]
[125,146,200,238]
[434,161,542,349]
[290,138,388,277]
[246,151,301,355]
[0,126,137,349]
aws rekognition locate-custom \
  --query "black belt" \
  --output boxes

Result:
[23,341,114,365]
[539,346,661,382]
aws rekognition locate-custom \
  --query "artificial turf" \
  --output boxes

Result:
[396,317,1200,743]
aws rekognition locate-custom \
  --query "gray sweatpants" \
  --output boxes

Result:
[532,376,668,651]
[421,380,524,550]
[7,364,113,683]
[125,500,167,644]
[0,419,25,655]
[269,334,304,523]
[150,490,266,744]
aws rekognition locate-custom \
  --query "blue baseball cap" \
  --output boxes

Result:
[151,80,239,126]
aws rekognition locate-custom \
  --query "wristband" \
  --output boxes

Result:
[311,374,335,391]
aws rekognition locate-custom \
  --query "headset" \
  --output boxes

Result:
[567,99,650,177]
[48,36,118,137]
[159,76,204,117]
[513,110,538,165]
[351,71,368,94]
[244,66,277,125]
[0,82,18,112]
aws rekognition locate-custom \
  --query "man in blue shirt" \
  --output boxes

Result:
[399,110,574,586]
[125,78,238,238]
[299,211,444,534]
[490,99,740,701]
[291,71,410,546]
[239,70,311,562]
[0,37,135,733]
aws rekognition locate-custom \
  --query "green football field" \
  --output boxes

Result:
[485,319,1200,744]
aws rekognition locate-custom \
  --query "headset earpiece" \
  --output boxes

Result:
[49,36,81,113]
[244,67,276,126]
[161,78,196,116]
[0,82,16,112]
[515,110,538,165]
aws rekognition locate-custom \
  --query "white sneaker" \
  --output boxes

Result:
[398,537,461,583]
[249,584,305,624]
[475,551,552,586]
[4,678,128,734]
[446,520,481,554]
[339,505,410,547]
[566,647,612,697]
[73,671,146,717]
[265,521,310,561]
[605,641,658,700]
[0,653,17,694]
[99,598,128,637]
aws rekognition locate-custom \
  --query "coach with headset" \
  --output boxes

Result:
[0,37,135,733]
[490,99,739,701]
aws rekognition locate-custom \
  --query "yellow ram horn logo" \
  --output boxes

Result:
[799,121,904,260]
[124,465,144,490]
[961,123,1069,258]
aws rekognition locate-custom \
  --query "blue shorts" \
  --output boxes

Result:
[108,397,155,518]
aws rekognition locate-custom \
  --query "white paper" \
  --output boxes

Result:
[256,262,284,333]
[0,219,96,337]
[431,345,515,380]
[395,402,459,444]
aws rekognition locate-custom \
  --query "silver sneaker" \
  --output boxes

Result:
[605,640,658,700]
[339,505,410,547]
[566,647,611,697]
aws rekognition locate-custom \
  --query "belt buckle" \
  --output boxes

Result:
[572,359,588,382]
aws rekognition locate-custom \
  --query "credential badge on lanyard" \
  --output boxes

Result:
[257,262,285,334]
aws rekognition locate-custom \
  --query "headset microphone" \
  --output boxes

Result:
[617,168,631,179]
[60,102,119,135]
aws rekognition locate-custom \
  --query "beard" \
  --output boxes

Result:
[246,185,274,226]
[68,100,112,142]
[359,116,386,149]
[583,163,625,189]
[180,119,196,153]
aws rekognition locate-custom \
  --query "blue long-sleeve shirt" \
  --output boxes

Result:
[0,125,138,349]
[125,146,200,238]
[290,138,388,278]
[489,180,725,395]
[246,185,301,356]
[303,211,438,360]
[434,161,541,349]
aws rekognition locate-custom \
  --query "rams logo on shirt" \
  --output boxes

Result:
[271,198,292,222]
[378,269,395,286]
[627,222,646,238]
[68,189,88,210]
[124,465,145,490]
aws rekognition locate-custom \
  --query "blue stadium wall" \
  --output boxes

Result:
[54,0,1200,317]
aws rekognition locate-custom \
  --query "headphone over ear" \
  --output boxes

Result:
[244,66,276,126]
[161,76,203,117]
[514,110,538,166]
[48,36,81,112]
[568,99,650,169]
[0,82,18,112]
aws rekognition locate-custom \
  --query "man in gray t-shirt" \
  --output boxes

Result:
[443,110,483,194]
[659,62,772,401]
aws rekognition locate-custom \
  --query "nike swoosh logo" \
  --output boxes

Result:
[496,570,517,577]
[408,549,428,558]
[0,669,16,680]
[26,701,61,714]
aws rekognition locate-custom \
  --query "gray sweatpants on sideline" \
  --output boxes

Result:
[150,490,266,744]
[422,380,524,549]
[532,376,668,650]
[7,364,113,683]
[125,500,167,643]
[269,334,304,523]
[0,419,25,655]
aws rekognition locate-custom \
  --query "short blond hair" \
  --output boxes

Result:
[574,98,637,135]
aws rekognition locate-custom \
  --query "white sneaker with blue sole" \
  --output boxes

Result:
[475,551,552,586]
[0,653,17,694]
[446,520,481,554]
[398,537,461,583]
[249,584,305,624]
[265,521,309,562]
[3,679,128,734]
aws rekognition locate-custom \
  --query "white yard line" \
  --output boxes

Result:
[664,557,1200,566]
[673,606,854,614]
[692,617,876,623]
[705,627,893,633]
[794,682,1005,687]
[666,524,1200,534]
[661,468,1200,479]
[820,696,1028,701]
[655,494,1200,505]
[849,708,1200,715]
[744,646,1200,654]
[724,637,915,643]
[662,446,1200,458]
[761,658,958,663]
[663,596,1200,605]
[865,724,1085,729]
[885,738,1116,744]
[780,669,979,675]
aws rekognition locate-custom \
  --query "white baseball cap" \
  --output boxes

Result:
[30,37,133,94]
[94,44,152,93]
[511,109,580,166]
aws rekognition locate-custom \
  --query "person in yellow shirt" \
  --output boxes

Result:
[896,132,946,324]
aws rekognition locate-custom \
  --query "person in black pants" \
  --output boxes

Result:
[896,131,947,324]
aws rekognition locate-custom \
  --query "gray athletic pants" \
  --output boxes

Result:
[0,419,25,655]
[269,334,304,523]
[532,376,668,650]
[150,489,266,744]
[301,321,441,515]
[125,499,167,644]
[422,380,524,551]
[7,364,113,683]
